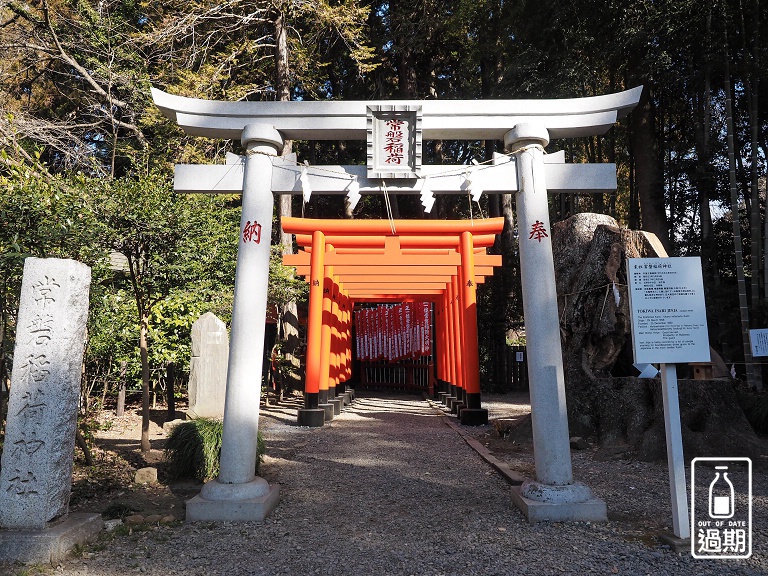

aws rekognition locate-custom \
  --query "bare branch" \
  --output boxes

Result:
[37,0,146,145]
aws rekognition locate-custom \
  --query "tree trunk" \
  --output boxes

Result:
[551,213,762,460]
[748,82,760,308]
[499,193,519,342]
[628,130,640,230]
[746,8,761,308]
[275,9,290,103]
[724,45,761,390]
[274,6,301,395]
[140,311,151,452]
[75,429,94,467]
[630,83,670,252]
[99,360,110,411]
[695,46,718,286]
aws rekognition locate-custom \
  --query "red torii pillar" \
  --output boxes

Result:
[458,231,488,425]
[317,254,336,421]
[448,274,465,413]
[339,292,353,399]
[328,279,342,416]
[438,290,449,399]
[297,231,327,427]
[446,281,458,405]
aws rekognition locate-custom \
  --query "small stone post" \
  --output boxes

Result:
[505,124,606,522]
[185,124,281,522]
[0,257,102,563]
[188,312,229,419]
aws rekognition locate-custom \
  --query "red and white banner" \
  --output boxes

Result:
[354,303,432,362]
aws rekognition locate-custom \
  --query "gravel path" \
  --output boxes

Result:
[46,393,766,575]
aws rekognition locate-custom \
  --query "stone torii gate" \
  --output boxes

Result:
[152,86,642,524]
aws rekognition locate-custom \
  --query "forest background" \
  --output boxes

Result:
[1,0,767,449]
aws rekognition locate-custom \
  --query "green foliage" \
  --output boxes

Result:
[82,176,240,399]
[269,244,309,313]
[0,170,110,395]
[165,418,265,482]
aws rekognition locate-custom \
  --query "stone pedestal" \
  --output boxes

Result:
[450,400,465,415]
[459,408,488,426]
[186,478,279,523]
[320,403,334,422]
[510,483,607,523]
[0,513,103,564]
[329,398,342,415]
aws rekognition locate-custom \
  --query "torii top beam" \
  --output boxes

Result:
[151,87,642,141]
[281,216,504,235]
[281,217,504,303]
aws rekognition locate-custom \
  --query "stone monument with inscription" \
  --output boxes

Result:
[0,257,102,563]
[188,312,229,419]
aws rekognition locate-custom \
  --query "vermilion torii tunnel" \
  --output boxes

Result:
[281,217,505,427]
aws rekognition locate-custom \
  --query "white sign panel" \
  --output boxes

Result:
[749,329,768,357]
[628,257,710,364]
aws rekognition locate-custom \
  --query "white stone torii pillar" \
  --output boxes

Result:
[506,124,606,521]
[185,124,281,522]
[152,86,642,524]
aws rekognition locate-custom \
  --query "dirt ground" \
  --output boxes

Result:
[69,402,199,521]
[67,391,537,521]
[69,393,305,521]
[70,390,766,525]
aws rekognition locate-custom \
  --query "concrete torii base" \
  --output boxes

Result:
[459,408,489,426]
[186,477,280,523]
[297,408,325,427]
[0,513,103,564]
[511,480,607,523]
[328,398,342,415]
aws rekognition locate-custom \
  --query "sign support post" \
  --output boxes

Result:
[660,363,690,539]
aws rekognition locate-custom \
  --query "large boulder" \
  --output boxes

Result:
[552,213,762,460]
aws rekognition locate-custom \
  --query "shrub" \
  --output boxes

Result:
[165,418,265,481]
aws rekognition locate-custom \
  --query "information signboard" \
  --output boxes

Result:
[627,257,710,364]
[749,329,768,357]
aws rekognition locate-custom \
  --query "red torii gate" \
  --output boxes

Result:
[281,216,505,426]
